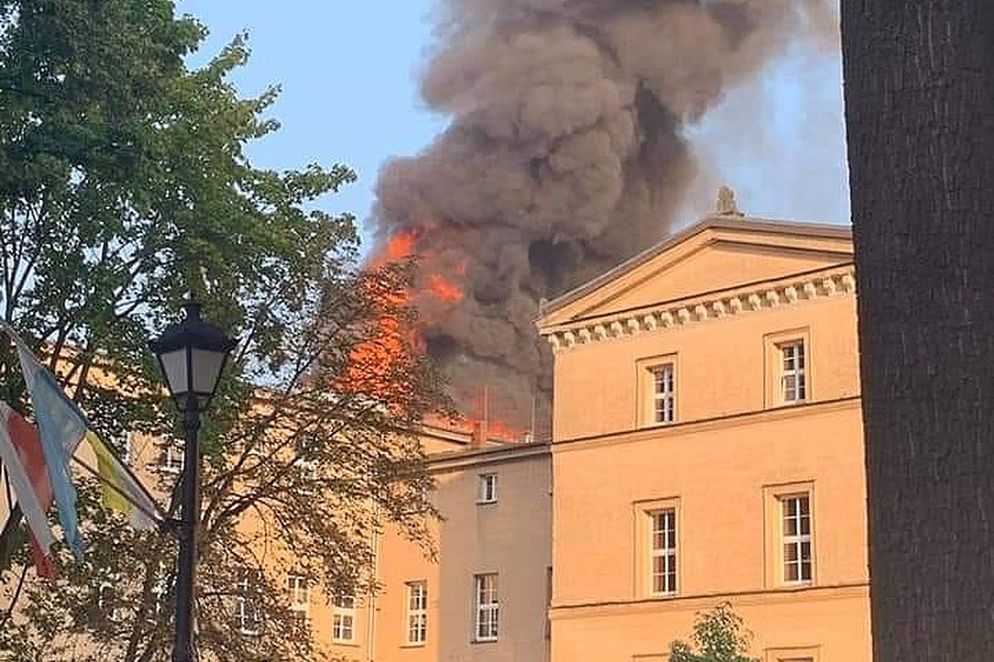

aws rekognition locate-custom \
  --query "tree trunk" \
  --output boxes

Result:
[842,2,994,660]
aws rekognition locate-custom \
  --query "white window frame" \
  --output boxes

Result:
[779,341,807,404]
[332,595,356,643]
[405,581,428,645]
[286,574,310,625]
[649,509,678,596]
[478,474,498,504]
[781,494,813,583]
[474,573,499,642]
[235,575,261,636]
[651,363,676,424]
[98,579,126,622]
[160,439,184,474]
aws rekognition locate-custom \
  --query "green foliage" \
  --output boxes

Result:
[668,603,761,662]
[0,1,449,660]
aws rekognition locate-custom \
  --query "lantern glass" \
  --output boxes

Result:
[159,348,190,400]
[190,347,227,405]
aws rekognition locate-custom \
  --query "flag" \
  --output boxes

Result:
[85,432,156,530]
[17,346,87,559]
[0,402,56,577]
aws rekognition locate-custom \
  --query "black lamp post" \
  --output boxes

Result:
[150,301,236,662]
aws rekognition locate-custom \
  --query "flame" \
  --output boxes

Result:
[346,225,525,438]
[426,273,462,303]
[384,231,415,262]
[422,413,527,444]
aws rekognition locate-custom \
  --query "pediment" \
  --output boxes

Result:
[539,217,852,328]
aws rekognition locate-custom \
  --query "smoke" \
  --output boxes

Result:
[373,0,838,433]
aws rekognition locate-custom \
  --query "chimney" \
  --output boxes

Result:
[471,419,489,449]
[470,385,490,449]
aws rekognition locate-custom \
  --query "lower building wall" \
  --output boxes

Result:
[373,448,553,661]
[551,587,870,662]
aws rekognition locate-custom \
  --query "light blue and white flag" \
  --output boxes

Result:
[16,346,87,559]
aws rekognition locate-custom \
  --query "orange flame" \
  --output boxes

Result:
[426,273,463,303]
[347,225,524,436]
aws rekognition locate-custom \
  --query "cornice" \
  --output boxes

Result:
[427,440,551,473]
[549,581,869,620]
[541,263,855,352]
[550,395,861,454]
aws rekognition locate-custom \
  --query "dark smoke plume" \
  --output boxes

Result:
[373,0,837,435]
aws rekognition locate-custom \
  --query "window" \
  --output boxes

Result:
[145,562,169,622]
[478,474,497,504]
[765,646,819,662]
[779,341,806,404]
[636,354,678,428]
[782,495,813,583]
[160,439,184,474]
[650,509,678,595]
[406,582,427,645]
[651,364,675,424]
[234,575,261,636]
[332,595,356,643]
[98,580,126,622]
[474,573,499,642]
[286,574,310,626]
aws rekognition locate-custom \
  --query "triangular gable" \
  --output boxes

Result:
[539,216,852,328]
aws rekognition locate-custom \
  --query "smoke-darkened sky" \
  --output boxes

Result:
[179,0,848,245]
[181,0,848,431]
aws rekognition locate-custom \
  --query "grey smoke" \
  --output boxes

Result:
[373,0,837,433]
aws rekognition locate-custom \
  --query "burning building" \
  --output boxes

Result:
[371,0,837,434]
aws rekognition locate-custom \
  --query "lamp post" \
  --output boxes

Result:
[150,301,236,662]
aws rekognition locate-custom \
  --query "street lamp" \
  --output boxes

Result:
[150,301,236,662]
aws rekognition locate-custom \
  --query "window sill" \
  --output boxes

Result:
[472,638,498,644]
[331,639,359,647]
[401,642,427,649]
[476,499,497,506]
[647,591,678,599]
[640,420,676,429]
[779,580,815,589]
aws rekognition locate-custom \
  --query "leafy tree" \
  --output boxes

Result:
[668,603,760,662]
[0,1,448,660]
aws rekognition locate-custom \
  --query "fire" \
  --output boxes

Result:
[384,231,415,262]
[426,274,462,303]
[345,225,523,439]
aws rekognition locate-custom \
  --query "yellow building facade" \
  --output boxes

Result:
[299,209,870,661]
[537,212,869,662]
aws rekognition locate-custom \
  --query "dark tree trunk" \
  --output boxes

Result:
[842,2,994,660]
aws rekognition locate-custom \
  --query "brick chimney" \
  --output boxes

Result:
[470,385,491,449]
[471,419,489,449]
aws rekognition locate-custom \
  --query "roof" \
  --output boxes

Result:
[537,213,851,321]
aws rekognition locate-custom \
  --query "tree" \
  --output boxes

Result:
[841,2,994,660]
[0,1,447,660]
[668,602,760,662]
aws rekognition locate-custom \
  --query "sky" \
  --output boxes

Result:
[177,1,850,252]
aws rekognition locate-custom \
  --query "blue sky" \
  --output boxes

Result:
[178,1,849,250]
